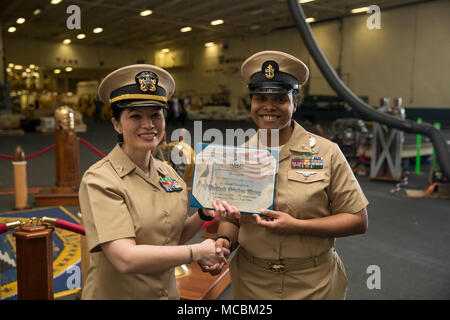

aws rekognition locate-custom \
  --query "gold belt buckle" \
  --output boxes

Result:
[268,263,286,273]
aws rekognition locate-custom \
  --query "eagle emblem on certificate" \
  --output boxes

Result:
[190,144,279,214]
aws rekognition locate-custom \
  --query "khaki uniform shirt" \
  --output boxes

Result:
[241,121,369,259]
[231,121,369,299]
[79,144,188,300]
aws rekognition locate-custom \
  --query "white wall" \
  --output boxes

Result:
[340,0,450,108]
[168,0,450,109]
[4,0,449,109]
[411,0,450,108]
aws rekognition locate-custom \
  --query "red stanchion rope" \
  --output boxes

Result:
[0,221,22,234]
[42,216,85,235]
[78,137,106,158]
[55,218,85,235]
[0,223,7,234]
[0,137,107,161]
[4,216,211,236]
[25,144,55,159]
[0,144,55,160]
[1,218,84,235]
[0,153,13,160]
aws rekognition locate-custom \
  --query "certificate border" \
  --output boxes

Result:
[189,143,279,215]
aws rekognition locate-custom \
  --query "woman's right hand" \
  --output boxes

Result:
[200,238,231,275]
[192,239,227,266]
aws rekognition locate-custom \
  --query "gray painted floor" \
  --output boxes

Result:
[1,119,449,300]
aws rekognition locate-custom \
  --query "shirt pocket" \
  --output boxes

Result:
[286,170,329,219]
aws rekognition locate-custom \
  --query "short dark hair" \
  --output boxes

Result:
[112,107,124,143]
[249,88,304,106]
[293,87,304,106]
[112,106,124,122]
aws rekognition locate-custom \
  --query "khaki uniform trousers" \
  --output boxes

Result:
[230,247,348,300]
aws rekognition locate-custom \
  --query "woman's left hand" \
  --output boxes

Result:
[209,199,241,222]
[253,209,301,234]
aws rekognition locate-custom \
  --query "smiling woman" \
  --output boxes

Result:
[250,93,296,146]
[111,107,165,173]
[78,64,227,300]
[206,51,369,300]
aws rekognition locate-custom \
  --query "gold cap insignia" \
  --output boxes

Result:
[135,71,158,92]
[265,64,274,79]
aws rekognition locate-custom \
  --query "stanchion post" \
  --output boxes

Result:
[54,106,80,191]
[12,146,31,210]
[13,220,54,300]
[415,118,423,175]
[34,106,80,206]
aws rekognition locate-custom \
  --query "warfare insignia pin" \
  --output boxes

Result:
[296,171,317,177]
[136,71,158,92]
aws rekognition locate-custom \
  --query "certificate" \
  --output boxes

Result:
[189,143,279,214]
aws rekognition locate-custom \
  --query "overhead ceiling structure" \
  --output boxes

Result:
[1,0,430,49]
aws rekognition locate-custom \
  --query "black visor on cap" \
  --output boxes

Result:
[248,81,299,94]
[248,66,299,95]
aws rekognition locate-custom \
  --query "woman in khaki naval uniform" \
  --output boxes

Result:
[79,64,226,300]
[205,51,369,299]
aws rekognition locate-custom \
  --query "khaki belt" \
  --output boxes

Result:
[239,247,334,273]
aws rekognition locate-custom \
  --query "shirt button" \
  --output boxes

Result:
[161,289,168,296]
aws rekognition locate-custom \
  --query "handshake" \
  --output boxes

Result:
[194,199,240,276]
[190,237,230,276]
